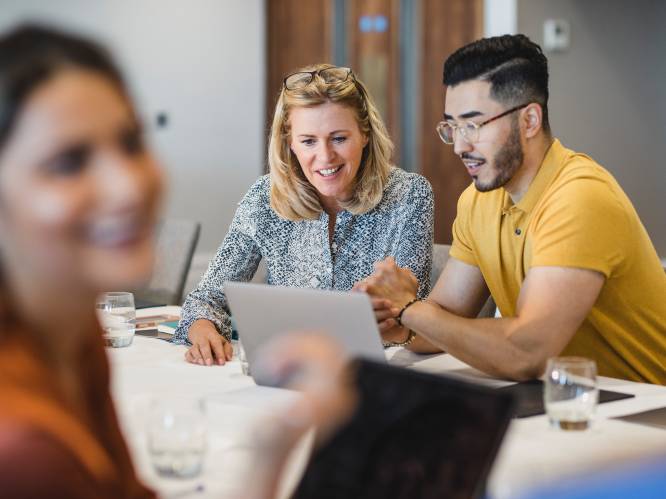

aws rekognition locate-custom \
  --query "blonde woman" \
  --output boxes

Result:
[176,64,434,365]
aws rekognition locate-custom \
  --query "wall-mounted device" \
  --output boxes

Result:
[543,19,570,52]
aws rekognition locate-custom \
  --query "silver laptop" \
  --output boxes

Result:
[225,282,386,385]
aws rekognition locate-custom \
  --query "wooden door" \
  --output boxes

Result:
[420,0,483,244]
[347,0,401,155]
[266,0,332,125]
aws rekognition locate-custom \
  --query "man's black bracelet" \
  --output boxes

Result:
[396,298,419,327]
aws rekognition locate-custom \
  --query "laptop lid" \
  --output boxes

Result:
[292,359,515,499]
[224,282,386,385]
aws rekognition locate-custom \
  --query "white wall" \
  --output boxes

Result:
[484,0,517,37]
[0,0,265,252]
[517,0,666,257]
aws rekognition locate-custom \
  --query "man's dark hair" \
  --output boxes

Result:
[443,34,550,133]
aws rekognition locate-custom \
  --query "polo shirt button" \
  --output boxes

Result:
[515,228,522,235]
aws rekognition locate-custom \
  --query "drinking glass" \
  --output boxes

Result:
[237,337,251,376]
[96,292,136,348]
[147,397,207,478]
[544,357,598,430]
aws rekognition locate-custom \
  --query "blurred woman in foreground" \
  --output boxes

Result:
[0,25,162,498]
[0,24,354,499]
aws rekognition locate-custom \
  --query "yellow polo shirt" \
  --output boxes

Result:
[450,139,666,384]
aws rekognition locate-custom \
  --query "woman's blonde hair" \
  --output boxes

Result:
[268,63,394,220]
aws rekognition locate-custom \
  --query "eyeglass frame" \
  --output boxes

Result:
[283,67,355,91]
[435,103,530,145]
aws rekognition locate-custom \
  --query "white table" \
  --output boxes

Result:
[108,307,666,499]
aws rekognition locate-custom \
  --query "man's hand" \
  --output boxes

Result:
[380,324,413,345]
[355,257,419,310]
[184,319,233,366]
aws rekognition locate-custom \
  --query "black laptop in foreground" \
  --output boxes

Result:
[293,359,515,499]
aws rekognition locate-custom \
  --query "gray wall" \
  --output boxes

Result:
[518,0,666,258]
[0,0,265,252]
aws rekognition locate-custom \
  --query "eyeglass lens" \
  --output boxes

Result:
[437,122,477,144]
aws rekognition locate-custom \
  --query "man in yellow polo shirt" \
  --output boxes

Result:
[359,34,666,384]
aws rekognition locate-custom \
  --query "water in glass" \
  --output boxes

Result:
[544,357,598,430]
[96,292,135,348]
[147,397,207,478]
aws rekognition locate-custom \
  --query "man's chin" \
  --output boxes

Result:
[473,173,512,193]
[473,177,498,193]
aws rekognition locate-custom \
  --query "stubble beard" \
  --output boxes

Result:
[474,121,524,193]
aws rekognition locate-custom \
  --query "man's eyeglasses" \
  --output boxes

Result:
[435,103,529,145]
[283,67,354,90]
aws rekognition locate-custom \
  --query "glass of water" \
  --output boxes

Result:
[96,292,135,348]
[544,357,598,430]
[237,337,250,376]
[147,397,207,478]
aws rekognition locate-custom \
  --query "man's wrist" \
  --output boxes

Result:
[396,298,419,327]
[382,329,416,348]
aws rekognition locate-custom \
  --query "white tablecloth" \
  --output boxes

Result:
[108,307,666,498]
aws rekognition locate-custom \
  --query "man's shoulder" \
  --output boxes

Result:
[546,151,627,211]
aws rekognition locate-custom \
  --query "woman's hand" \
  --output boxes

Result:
[184,319,233,366]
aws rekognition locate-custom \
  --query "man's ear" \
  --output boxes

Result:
[522,103,543,139]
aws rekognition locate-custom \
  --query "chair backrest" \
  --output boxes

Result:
[430,243,496,319]
[135,218,201,305]
[431,243,452,288]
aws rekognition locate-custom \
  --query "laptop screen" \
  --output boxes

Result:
[292,359,515,499]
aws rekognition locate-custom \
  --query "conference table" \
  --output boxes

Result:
[108,306,666,499]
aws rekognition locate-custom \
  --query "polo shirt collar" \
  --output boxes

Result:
[509,138,565,214]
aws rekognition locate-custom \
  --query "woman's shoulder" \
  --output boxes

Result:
[380,167,433,206]
[239,174,271,208]
[234,174,277,220]
[233,174,294,235]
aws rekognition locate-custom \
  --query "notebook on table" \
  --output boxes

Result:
[134,314,179,339]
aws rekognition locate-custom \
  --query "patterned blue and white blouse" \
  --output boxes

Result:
[173,167,434,343]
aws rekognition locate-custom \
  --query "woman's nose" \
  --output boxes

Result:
[317,142,335,164]
[97,151,145,208]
